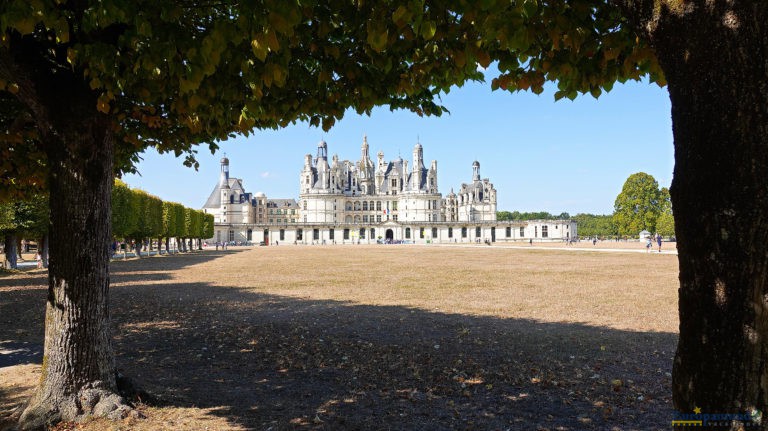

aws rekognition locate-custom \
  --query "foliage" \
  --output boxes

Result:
[112,180,136,239]
[130,189,163,240]
[572,213,616,238]
[612,173,662,237]
[203,213,214,239]
[111,180,203,242]
[655,187,674,238]
[0,194,48,237]
[496,210,562,220]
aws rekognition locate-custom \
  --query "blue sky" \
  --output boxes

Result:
[123,77,673,216]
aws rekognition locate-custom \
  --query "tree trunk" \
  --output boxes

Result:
[647,2,768,423]
[19,114,130,429]
[164,237,170,254]
[40,234,49,269]
[4,233,18,269]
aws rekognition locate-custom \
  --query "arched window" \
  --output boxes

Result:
[405,228,411,239]
[362,201,368,211]
[376,201,381,211]
[369,201,374,211]
[354,202,361,211]
[346,202,352,211]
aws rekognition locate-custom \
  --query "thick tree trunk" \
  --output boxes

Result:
[19,114,130,429]
[4,233,18,269]
[647,2,768,424]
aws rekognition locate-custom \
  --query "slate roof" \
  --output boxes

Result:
[203,178,246,209]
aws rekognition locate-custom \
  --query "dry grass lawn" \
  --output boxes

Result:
[1,244,678,430]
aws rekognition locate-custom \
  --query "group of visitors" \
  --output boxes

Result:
[646,233,663,253]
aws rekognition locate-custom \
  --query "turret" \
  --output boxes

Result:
[219,156,230,187]
[472,160,481,182]
[316,140,328,163]
[412,143,424,190]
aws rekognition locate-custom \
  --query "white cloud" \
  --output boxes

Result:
[260,171,270,178]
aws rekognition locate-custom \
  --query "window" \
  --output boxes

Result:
[329,229,334,240]
[391,178,397,188]
[461,227,467,238]
[448,227,453,238]
[313,229,319,240]
[405,228,411,239]
[343,229,350,240]
[269,209,274,214]
[542,225,548,238]
[229,230,234,241]
[247,229,253,241]
[369,201,374,211]
[370,228,375,239]
[520,226,525,237]
[392,215,398,221]
[376,215,381,222]
[506,227,511,237]
[360,228,366,239]
[354,202,360,211]
[392,201,398,210]
[276,209,282,214]
[420,228,425,239]
[476,227,481,238]
[432,227,437,238]
[376,201,381,211]
[269,219,273,223]
[303,200,307,210]
[363,201,368,211]
[297,229,303,241]
[279,229,285,241]
[535,226,538,237]
[363,215,369,222]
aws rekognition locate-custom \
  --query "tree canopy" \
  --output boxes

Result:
[612,172,662,236]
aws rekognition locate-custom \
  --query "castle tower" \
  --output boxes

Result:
[219,155,230,187]
[358,135,374,194]
[472,160,481,182]
[412,143,425,190]
[219,156,231,215]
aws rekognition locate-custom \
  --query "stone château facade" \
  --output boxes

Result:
[202,137,576,245]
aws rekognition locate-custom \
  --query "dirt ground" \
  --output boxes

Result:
[1,244,678,430]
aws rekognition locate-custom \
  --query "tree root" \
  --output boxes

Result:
[15,372,153,431]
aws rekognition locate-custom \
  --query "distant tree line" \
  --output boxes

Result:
[1,180,213,269]
[111,179,214,258]
[497,211,571,221]
[496,172,675,240]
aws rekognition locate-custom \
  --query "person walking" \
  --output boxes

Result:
[656,233,663,253]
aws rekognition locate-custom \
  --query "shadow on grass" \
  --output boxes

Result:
[0,251,677,430]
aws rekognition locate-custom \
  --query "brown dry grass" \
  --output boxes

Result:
[1,245,679,430]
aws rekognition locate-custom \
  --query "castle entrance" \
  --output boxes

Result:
[385,229,394,242]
